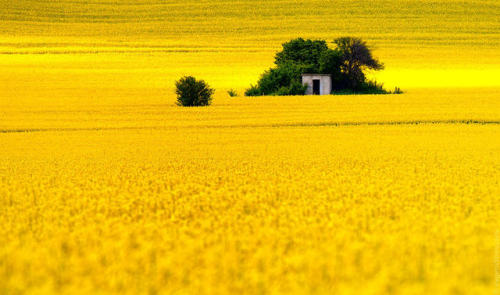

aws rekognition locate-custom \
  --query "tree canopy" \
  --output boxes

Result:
[334,37,384,89]
[246,37,387,96]
[275,38,329,72]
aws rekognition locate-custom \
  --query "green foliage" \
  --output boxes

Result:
[257,67,291,95]
[246,62,305,96]
[227,89,238,97]
[318,49,344,89]
[358,80,389,94]
[334,37,384,89]
[318,49,342,74]
[175,76,214,106]
[275,38,329,72]
[276,81,308,96]
[332,80,389,95]
[245,85,262,97]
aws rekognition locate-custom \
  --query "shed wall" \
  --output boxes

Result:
[302,75,332,95]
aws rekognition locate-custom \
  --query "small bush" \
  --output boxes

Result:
[175,76,214,107]
[256,67,294,95]
[393,87,404,94]
[357,80,389,94]
[331,80,389,95]
[227,89,238,97]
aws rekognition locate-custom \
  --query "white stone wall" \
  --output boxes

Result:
[302,74,332,95]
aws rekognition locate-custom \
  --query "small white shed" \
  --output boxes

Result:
[302,74,332,95]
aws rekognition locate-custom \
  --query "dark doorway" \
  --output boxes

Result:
[313,79,320,95]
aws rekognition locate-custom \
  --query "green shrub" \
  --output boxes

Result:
[393,87,404,94]
[175,76,214,106]
[227,89,238,97]
[332,80,389,95]
[357,80,389,94]
[245,62,304,96]
[276,81,308,96]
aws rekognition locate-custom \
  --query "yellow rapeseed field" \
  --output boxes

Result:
[1,90,499,294]
[1,0,500,294]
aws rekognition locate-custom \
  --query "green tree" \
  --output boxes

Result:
[334,37,384,89]
[175,76,214,106]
